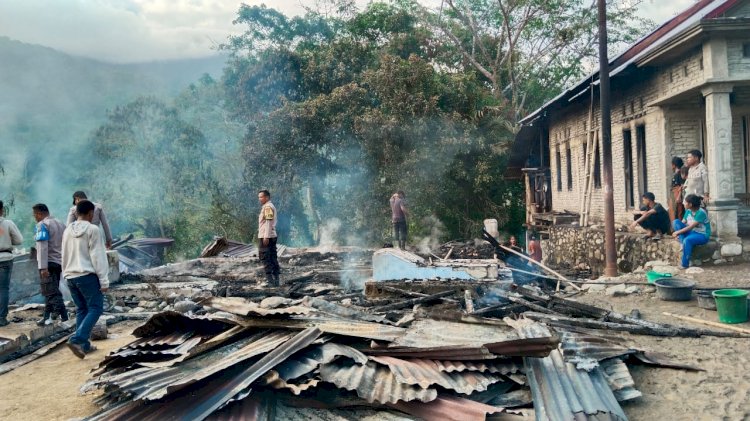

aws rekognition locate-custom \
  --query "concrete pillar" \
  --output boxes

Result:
[701,83,740,248]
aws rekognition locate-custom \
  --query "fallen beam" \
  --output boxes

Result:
[525,312,750,338]
[663,312,750,335]
[372,290,456,312]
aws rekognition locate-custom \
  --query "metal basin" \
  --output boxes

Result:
[696,291,716,310]
[654,278,695,301]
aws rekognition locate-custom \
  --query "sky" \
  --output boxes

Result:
[0,0,698,63]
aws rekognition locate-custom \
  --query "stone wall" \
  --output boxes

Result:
[541,225,681,275]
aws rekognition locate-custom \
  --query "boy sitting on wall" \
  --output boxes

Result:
[630,192,671,240]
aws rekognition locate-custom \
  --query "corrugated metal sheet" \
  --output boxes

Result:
[263,370,321,395]
[132,311,236,338]
[205,297,312,317]
[91,328,322,421]
[559,330,635,363]
[126,331,195,348]
[232,316,406,342]
[484,336,559,358]
[275,342,368,381]
[434,359,523,375]
[508,318,628,421]
[367,345,498,360]
[206,395,271,421]
[84,330,294,404]
[600,358,642,402]
[369,356,505,394]
[319,360,438,404]
[389,396,505,421]
[392,319,518,348]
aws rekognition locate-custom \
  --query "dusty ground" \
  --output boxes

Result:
[0,320,140,421]
[576,264,750,421]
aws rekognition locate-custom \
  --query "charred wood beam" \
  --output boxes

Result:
[372,290,456,312]
[379,285,459,304]
[524,312,750,338]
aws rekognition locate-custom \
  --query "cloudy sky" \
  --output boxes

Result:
[0,0,697,63]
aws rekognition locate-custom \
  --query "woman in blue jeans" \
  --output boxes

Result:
[672,194,711,269]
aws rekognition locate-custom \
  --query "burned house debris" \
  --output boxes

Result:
[16,232,724,421]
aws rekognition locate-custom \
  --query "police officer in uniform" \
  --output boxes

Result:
[258,190,280,286]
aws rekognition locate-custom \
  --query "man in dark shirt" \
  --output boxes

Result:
[390,190,409,249]
[669,157,686,221]
[630,192,671,240]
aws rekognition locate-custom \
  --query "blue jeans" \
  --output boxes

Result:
[672,220,709,268]
[0,260,12,320]
[67,273,103,351]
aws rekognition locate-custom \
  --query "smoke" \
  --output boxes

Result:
[413,214,446,255]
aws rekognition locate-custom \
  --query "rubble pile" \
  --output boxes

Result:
[82,277,713,420]
[431,240,496,260]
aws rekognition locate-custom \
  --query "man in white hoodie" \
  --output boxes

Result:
[0,200,24,327]
[62,200,109,358]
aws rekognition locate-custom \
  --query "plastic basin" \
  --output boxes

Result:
[654,278,695,301]
[712,289,749,324]
[646,271,672,284]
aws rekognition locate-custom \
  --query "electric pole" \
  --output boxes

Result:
[598,0,618,277]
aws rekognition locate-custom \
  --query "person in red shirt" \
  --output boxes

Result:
[528,234,543,262]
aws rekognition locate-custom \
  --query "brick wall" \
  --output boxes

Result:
[547,51,706,224]
[728,39,750,78]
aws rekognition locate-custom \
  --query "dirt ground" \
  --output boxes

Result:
[0,320,140,421]
[0,264,749,420]
[577,264,750,421]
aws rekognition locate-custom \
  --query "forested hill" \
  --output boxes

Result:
[0,36,225,241]
[0,36,225,119]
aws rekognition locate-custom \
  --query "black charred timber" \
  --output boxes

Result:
[525,312,750,338]
[471,303,526,317]
[493,290,560,315]
[379,285,459,304]
[372,290,456,312]
[511,285,552,303]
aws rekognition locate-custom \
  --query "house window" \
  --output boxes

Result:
[636,125,647,195]
[743,43,750,58]
[566,143,573,191]
[556,150,562,191]
[623,129,635,208]
[594,139,602,189]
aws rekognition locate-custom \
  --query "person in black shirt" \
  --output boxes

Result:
[631,192,671,240]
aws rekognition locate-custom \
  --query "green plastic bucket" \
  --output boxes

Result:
[712,289,750,324]
[646,271,672,284]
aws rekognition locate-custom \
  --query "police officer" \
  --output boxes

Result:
[257,190,280,286]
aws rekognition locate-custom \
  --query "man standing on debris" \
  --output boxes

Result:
[258,190,280,286]
[67,191,113,249]
[0,201,23,327]
[528,234,543,262]
[684,150,709,206]
[630,192,671,240]
[32,204,68,326]
[390,190,409,249]
[62,200,109,358]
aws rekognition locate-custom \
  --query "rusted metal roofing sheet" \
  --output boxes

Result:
[484,336,559,358]
[232,316,406,342]
[275,342,367,381]
[90,328,322,421]
[319,360,438,404]
[559,330,635,363]
[262,370,320,395]
[366,345,498,360]
[132,311,236,338]
[509,319,628,421]
[389,396,505,421]
[369,356,505,394]
[205,297,312,317]
[84,330,295,404]
[434,359,523,375]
